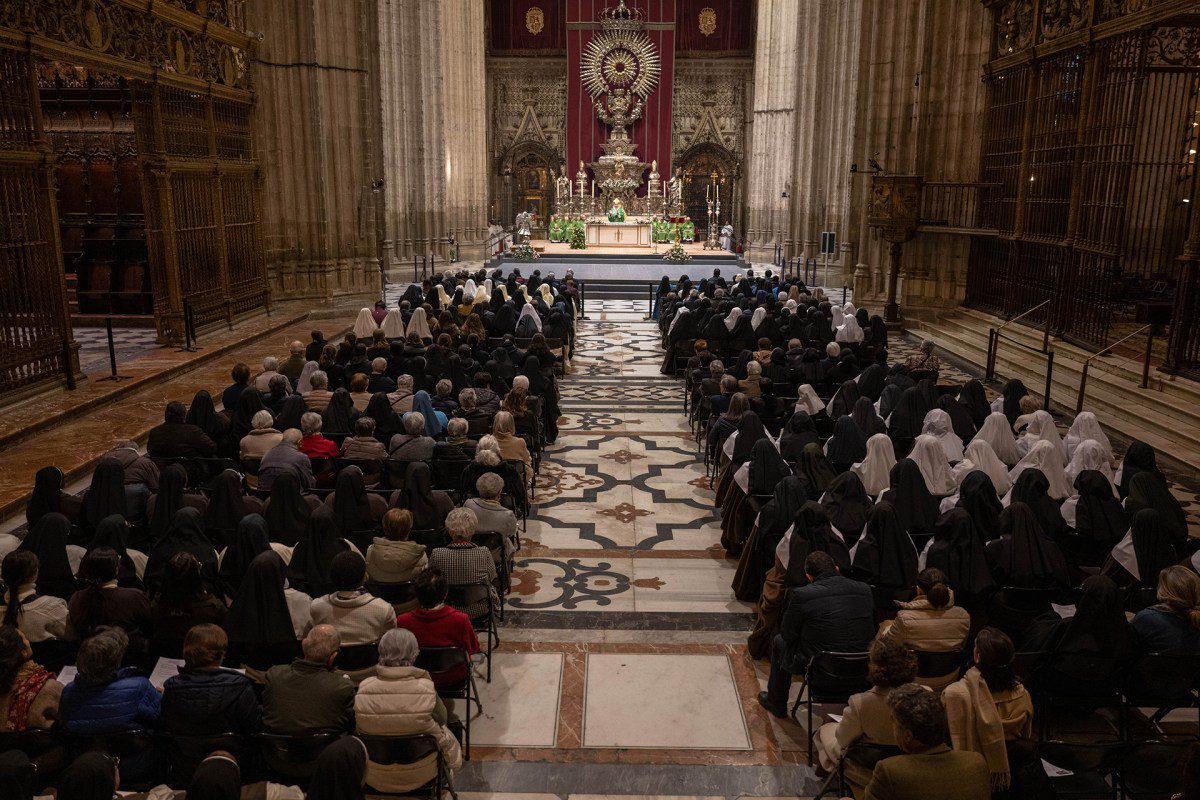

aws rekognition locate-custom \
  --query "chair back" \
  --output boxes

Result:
[446,583,492,615]
[915,648,966,681]
[1124,652,1200,707]
[1045,651,1124,698]
[358,733,440,765]
[259,732,341,780]
[365,580,418,606]
[336,458,384,486]
[29,639,78,673]
[471,530,506,558]
[844,740,903,772]
[166,732,246,784]
[806,651,871,699]
[334,642,381,671]
[414,646,471,690]
[411,528,448,554]
[1119,738,1190,799]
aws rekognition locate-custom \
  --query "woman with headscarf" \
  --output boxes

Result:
[852,433,897,497]
[985,503,1071,589]
[937,394,977,445]
[850,396,887,439]
[973,411,1022,467]
[144,507,219,594]
[1064,411,1111,462]
[733,475,810,602]
[783,502,852,578]
[880,459,940,538]
[921,409,965,463]
[1006,468,1068,541]
[80,459,127,536]
[321,388,359,436]
[1007,439,1072,502]
[824,416,868,474]
[408,390,445,437]
[523,355,560,444]
[1064,438,1115,491]
[886,386,932,457]
[262,471,314,547]
[18,513,76,599]
[186,389,229,446]
[854,362,886,404]
[1124,470,1189,549]
[90,514,145,587]
[1115,440,1161,499]
[951,439,1012,499]
[56,752,118,800]
[821,472,873,547]
[794,384,826,418]
[1020,574,1132,697]
[795,442,837,501]
[187,754,242,800]
[146,464,204,539]
[1016,409,1066,460]
[226,551,305,667]
[228,389,267,445]
[952,471,1005,542]
[217,514,270,599]
[288,505,350,599]
[850,501,918,599]
[27,466,78,529]
[514,303,542,339]
[909,434,959,497]
[723,438,789,555]
[779,410,820,462]
[353,308,377,339]
[994,379,1028,427]
[835,314,864,344]
[273,394,308,434]
[1060,470,1127,567]
[1104,508,1179,595]
[308,735,369,800]
[364,392,401,439]
[405,307,434,342]
[876,383,905,424]
[329,467,383,549]
[392,462,453,532]
[958,380,991,429]
[925,509,996,607]
[202,469,255,547]
[716,411,771,508]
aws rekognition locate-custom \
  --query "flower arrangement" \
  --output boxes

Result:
[568,222,587,250]
[663,241,691,263]
[510,242,540,262]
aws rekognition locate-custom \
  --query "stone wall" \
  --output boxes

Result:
[744,0,990,308]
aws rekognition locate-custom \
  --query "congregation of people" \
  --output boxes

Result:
[0,267,580,798]
[658,269,1200,800]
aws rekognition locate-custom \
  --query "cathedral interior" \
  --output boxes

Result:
[2,0,1200,798]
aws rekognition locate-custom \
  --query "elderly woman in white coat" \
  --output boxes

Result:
[355,628,462,793]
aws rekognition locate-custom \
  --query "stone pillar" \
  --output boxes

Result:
[250,0,381,302]
[376,0,489,275]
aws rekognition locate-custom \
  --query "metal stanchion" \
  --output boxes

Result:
[96,317,132,382]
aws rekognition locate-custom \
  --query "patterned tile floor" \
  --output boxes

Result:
[457,300,819,798]
[460,296,1200,798]
[73,326,160,376]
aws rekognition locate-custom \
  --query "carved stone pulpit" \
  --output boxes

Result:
[867,175,923,327]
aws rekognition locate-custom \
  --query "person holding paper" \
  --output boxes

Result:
[814,637,916,797]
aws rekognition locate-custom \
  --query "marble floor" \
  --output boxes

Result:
[454,301,821,798]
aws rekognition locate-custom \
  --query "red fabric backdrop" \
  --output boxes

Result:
[566,0,675,191]
[676,0,755,54]
[490,0,567,53]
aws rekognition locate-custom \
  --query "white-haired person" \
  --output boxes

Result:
[254,355,283,392]
[463,472,519,560]
[240,410,283,460]
[429,508,498,621]
[354,628,462,792]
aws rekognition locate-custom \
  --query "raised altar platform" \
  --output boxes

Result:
[587,221,651,247]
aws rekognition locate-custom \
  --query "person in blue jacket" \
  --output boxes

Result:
[58,627,161,783]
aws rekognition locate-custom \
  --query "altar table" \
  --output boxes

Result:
[586,221,652,248]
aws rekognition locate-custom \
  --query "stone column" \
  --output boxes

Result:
[250,0,381,301]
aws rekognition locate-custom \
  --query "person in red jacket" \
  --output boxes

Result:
[298,413,341,459]
[395,568,479,689]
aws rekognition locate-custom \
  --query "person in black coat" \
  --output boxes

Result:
[146,401,216,459]
[759,551,876,716]
[160,623,262,781]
